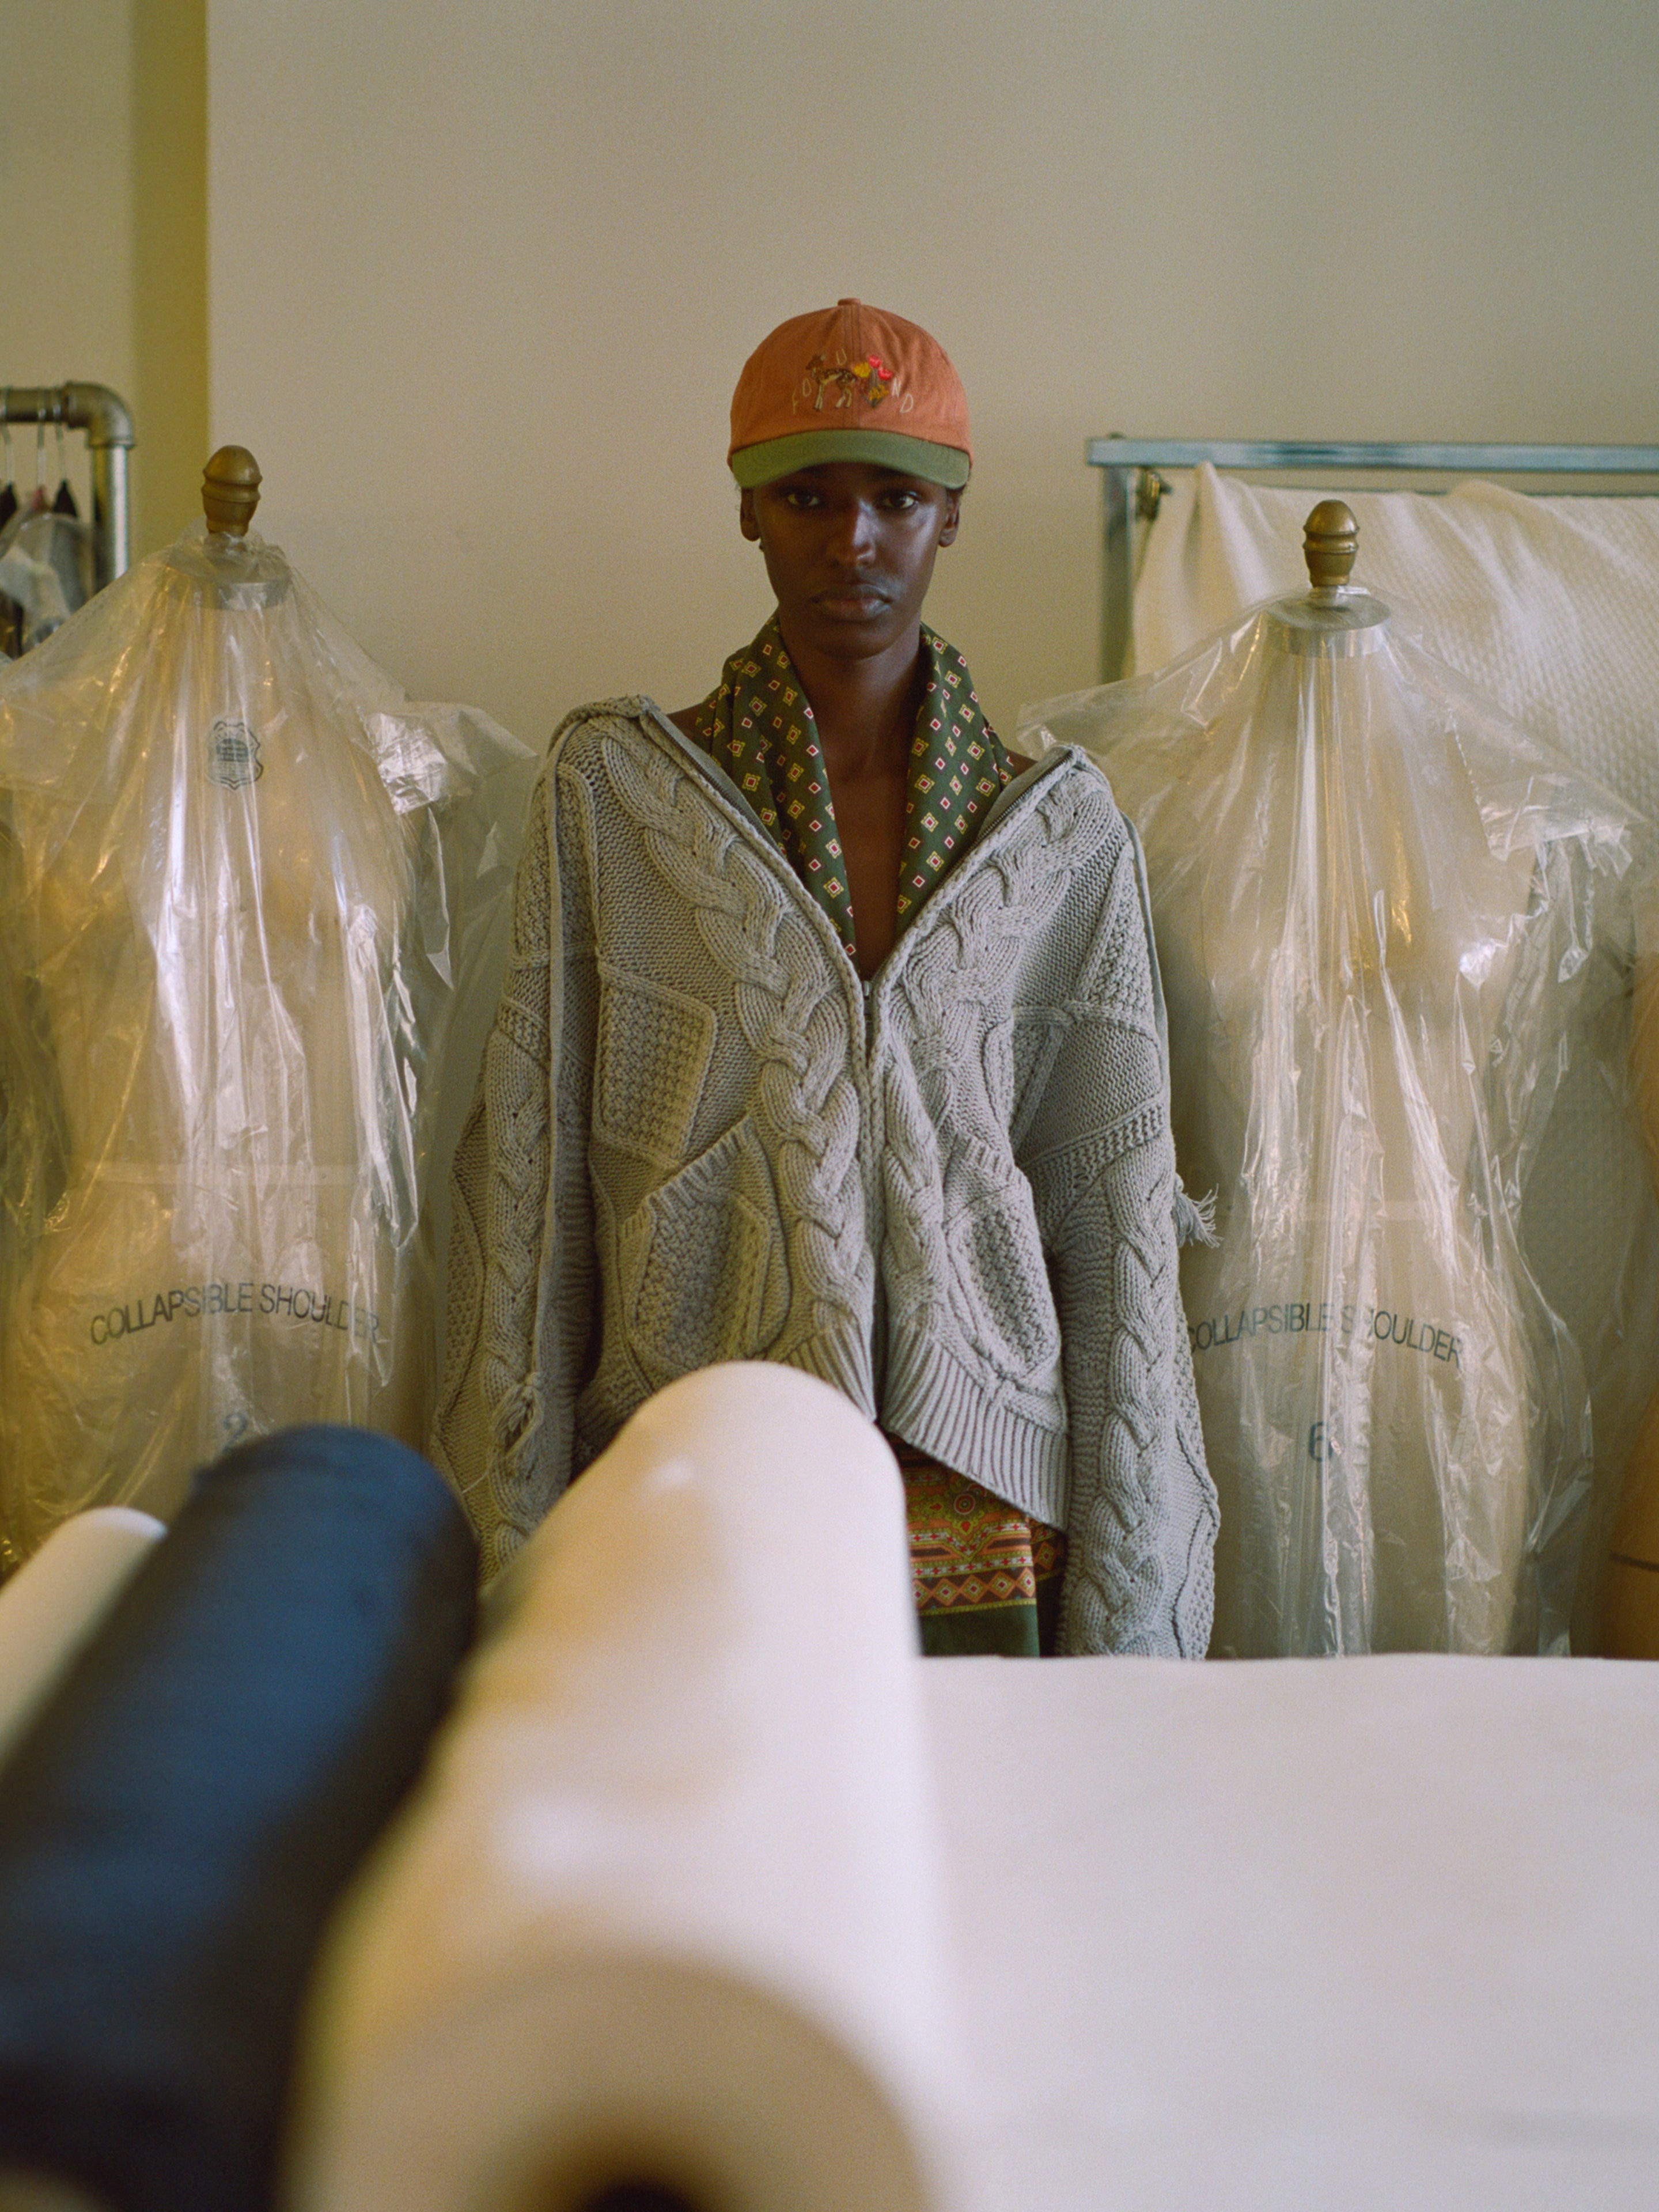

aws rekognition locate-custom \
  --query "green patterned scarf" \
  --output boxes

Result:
[689,615,1012,955]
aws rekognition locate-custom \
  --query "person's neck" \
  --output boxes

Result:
[779,613,924,781]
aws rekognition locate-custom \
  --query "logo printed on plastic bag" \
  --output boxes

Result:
[206,718,263,788]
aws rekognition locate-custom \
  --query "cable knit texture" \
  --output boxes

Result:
[434,702,1215,1655]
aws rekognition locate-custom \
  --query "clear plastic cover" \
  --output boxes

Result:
[0,521,535,1565]
[1021,588,1641,1654]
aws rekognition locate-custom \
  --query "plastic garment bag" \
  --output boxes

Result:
[1021,515,1639,1654]
[0,518,535,1566]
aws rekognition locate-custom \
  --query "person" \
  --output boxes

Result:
[435,299,1216,1656]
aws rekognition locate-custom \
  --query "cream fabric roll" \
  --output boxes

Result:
[290,1363,955,2212]
[0,1506,164,1771]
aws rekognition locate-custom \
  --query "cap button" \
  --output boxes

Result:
[836,297,860,306]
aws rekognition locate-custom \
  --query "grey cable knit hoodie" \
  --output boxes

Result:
[434,700,1217,1655]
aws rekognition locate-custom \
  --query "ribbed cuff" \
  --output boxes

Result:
[880,1327,1070,1528]
[784,1330,877,1419]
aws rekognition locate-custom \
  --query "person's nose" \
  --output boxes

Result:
[825,497,879,569]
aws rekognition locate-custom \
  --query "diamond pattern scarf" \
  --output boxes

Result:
[689,615,1012,955]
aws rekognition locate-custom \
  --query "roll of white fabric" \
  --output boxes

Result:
[291,1364,955,2212]
[0,1506,165,1771]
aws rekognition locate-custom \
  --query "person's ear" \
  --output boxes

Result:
[739,488,760,543]
[937,488,962,548]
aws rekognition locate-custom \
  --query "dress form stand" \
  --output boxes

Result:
[1025,498,1630,1652]
[1604,960,1659,1653]
[1162,503,1539,1652]
[0,449,427,1562]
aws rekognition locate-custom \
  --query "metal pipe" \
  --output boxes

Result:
[86,446,130,591]
[1,382,136,588]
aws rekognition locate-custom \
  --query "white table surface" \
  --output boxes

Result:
[925,1655,1659,2212]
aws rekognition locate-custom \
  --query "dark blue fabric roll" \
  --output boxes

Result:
[0,1425,477,2212]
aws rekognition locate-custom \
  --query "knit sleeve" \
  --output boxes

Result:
[1026,816,1217,1657]
[431,749,597,1580]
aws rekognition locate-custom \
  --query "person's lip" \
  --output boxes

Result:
[813,584,892,618]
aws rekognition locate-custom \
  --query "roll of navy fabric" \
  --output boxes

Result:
[0,1425,477,2212]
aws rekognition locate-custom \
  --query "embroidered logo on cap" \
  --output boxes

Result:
[805,353,895,412]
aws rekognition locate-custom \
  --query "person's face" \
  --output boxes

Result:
[740,461,961,662]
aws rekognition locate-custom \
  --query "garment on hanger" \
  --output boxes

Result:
[0,515,533,1564]
[1021,515,1641,1654]
[0,502,92,654]
[0,426,20,658]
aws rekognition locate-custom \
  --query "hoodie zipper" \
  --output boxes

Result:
[863,972,888,1404]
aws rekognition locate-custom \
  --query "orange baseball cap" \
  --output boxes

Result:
[728,299,972,490]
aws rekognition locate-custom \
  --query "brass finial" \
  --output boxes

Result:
[202,445,262,537]
[1304,498,1358,590]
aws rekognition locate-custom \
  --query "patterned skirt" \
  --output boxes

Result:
[887,1434,1066,1657]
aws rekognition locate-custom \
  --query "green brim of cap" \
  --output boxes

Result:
[731,429,971,490]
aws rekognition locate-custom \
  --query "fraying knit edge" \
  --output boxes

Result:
[1173,1179,1218,1248]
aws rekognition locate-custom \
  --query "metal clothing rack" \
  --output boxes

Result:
[2,384,135,592]
[1088,437,1659,683]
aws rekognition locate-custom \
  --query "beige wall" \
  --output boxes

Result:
[0,0,206,558]
[0,0,134,519]
[208,0,1659,743]
[132,0,209,551]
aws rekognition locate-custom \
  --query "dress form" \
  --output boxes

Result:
[1154,506,1541,1653]
[0,450,425,1560]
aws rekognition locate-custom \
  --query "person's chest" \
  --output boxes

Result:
[824,755,908,979]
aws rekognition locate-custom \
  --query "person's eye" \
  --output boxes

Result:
[783,488,821,510]
[881,490,921,512]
